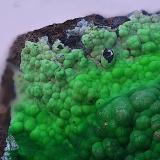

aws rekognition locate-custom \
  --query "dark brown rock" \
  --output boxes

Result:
[0,65,14,158]
[7,14,129,67]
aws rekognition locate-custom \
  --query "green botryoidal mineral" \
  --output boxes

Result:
[9,12,160,159]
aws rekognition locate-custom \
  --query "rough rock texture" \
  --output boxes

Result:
[0,14,130,158]
[8,15,129,67]
[0,65,15,158]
